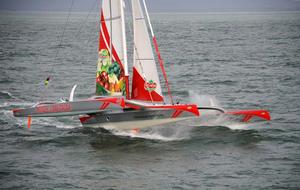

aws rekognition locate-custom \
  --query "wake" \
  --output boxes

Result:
[107,91,260,141]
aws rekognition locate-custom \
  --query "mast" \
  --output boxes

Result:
[120,0,130,99]
[142,0,174,104]
[109,0,113,69]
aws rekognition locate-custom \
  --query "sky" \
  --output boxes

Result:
[0,0,300,12]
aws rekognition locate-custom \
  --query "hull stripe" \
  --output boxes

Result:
[171,110,183,118]
[100,102,110,110]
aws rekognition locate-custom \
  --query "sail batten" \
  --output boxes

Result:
[103,16,121,21]
[135,17,145,20]
[136,58,154,60]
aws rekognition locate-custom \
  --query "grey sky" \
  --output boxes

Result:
[0,0,300,12]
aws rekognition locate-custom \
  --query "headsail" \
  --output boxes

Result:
[131,0,164,102]
[96,0,128,97]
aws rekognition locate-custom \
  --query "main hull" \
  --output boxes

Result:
[79,108,199,130]
[79,107,271,130]
[84,117,192,130]
[12,96,270,130]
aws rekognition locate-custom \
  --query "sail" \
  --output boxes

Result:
[131,0,164,102]
[96,0,127,96]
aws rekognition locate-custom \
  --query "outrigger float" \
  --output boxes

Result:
[13,0,270,129]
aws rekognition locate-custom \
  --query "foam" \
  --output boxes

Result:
[111,127,189,141]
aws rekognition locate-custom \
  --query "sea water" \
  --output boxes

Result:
[0,11,299,189]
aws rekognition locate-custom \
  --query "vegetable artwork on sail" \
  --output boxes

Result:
[96,49,125,96]
[95,0,127,96]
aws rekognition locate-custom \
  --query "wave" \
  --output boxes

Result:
[0,91,13,99]
[188,90,221,107]
[111,125,192,142]
[0,101,34,108]
[21,117,80,129]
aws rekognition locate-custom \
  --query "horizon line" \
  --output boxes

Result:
[1,9,300,14]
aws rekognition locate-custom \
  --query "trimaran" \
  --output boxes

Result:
[13,0,271,130]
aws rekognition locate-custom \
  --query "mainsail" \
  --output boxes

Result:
[96,0,128,97]
[131,0,164,102]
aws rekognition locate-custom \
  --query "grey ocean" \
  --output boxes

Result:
[0,11,299,189]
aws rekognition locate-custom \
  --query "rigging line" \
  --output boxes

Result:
[47,0,75,82]
[73,0,99,52]
[39,0,75,102]
[109,0,113,66]
[81,0,101,65]
[72,0,98,54]
[142,0,174,104]
[74,0,98,38]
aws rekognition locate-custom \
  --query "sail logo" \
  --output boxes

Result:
[144,80,157,92]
